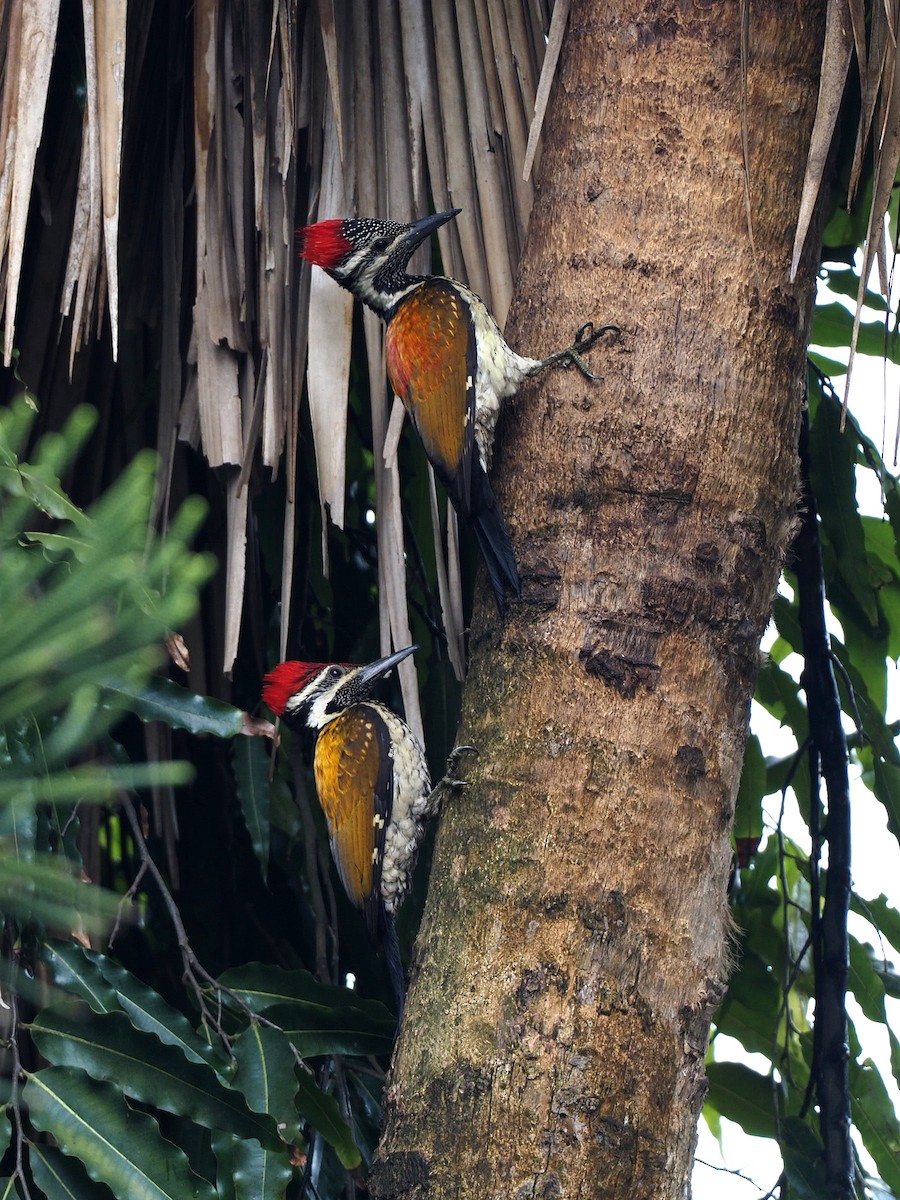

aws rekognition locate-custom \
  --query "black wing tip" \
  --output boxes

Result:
[471,509,520,617]
[380,909,407,1022]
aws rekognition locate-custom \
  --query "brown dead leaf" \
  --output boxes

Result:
[790,0,853,281]
[241,713,278,741]
[165,632,192,673]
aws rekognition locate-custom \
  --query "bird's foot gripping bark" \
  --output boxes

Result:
[428,744,477,806]
[542,321,620,380]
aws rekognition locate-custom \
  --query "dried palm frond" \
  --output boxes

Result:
[8,1,895,693]
[790,1,900,424]
[0,0,558,728]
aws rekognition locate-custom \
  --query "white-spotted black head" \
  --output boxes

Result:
[298,211,460,313]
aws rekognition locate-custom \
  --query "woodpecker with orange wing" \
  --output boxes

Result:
[298,209,616,614]
[262,644,469,1014]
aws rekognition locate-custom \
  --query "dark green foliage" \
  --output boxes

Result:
[707,357,900,1196]
[0,402,380,1197]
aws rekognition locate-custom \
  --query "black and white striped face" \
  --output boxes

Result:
[262,646,418,731]
[337,220,425,312]
[262,662,350,730]
[328,219,410,307]
[298,212,460,314]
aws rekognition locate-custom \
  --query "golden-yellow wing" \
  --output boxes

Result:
[313,705,392,933]
[386,278,476,514]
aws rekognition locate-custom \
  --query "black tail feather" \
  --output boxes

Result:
[381,911,406,1022]
[472,511,520,615]
[467,461,520,615]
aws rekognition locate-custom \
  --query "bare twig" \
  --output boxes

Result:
[759,1173,785,1200]
[694,1156,762,1189]
[118,794,289,1053]
[108,858,148,948]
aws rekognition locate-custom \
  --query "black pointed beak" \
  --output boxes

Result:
[356,644,418,688]
[402,209,461,254]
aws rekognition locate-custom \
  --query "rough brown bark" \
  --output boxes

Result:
[372,3,826,1197]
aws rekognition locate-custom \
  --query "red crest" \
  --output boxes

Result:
[262,660,353,715]
[297,220,352,268]
[262,662,328,715]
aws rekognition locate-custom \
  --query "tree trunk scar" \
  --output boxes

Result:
[675,744,707,779]
[578,640,661,698]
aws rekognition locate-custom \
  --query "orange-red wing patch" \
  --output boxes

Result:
[313,707,392,912]
[386,280,475,508]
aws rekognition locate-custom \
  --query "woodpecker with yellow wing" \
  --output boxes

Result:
[262,644,469,1013]
[298,210,616,614]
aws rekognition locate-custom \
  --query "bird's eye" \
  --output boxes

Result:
[372,237,390,253]
[328,667,343,680]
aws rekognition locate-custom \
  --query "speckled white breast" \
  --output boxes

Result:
[455,282,539,472]
[377,706,435,914]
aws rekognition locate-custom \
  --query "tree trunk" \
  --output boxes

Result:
[372,3,826,1196]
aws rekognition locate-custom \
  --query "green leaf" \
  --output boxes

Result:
[704,1062,778,1140]
[822,193,871,251]
[30,1004,281,1149]
[217,962,395,1023]
[22,530,95,561]
[0,760,193,807]
[890,1027,900,1096]
[230,1026,298,1200]
[43,940,225,1069]
[232,1024,302,1138]
[851,894,900,957]
[29,1143,117,1200]
[850,1060,900,1194]
[218,963,396,1057]
[104,677,244,738]
[848,935,887,1022]
[780,1116,827,1200]
[701,1102,723,1147]
[714,951,782,1060]
[232,735,271,874]
[810,302,896,361]
[255,1003,396,1059]
[755,658,809,743]
[808,351,849,378]
[295,1068,362,1170]
[809,301,855,347]
[211,1134,237,1200]
[232,1133,292,1200]
[771,592,803,655]
[820,267,889,312]
[0,463,86,525]
[809,393,878,625]
[734,734,765,854]
[837,611,888,712]
[0,1179,18,1200]
[860,515,900,581]
[873,758,900,846]
[43,939,120,1012]
[24,1066,217,1199]
[0,856,118,934]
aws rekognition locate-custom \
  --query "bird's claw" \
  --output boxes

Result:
[440,744,478,792]
[563,322,619,380]
[574,320,597,346]
[573,321,619,352]
[566,351,601,381]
